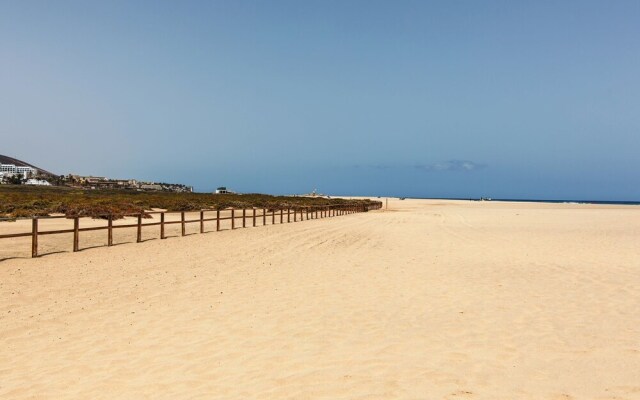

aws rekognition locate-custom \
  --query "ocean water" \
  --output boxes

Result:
[407,197,640,206]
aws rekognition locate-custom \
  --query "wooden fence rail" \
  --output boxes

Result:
[0,203,382,258]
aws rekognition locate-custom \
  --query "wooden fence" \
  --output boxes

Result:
[0,203,382,258]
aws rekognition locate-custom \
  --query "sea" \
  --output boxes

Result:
[406,197,640,206]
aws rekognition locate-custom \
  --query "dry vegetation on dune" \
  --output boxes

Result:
[0,185,380,219]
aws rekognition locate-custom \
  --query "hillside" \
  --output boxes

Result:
[0,154,56,176]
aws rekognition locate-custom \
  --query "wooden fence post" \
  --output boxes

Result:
[287,208,291,223]
[74,217,80,251]
[137,214,142,243]
[31,217,38,258]
[243,208,246,228]
[263,209,266,225]
[181,211,186,236]
[108,215,113,246]
[253,208,256,227]
[161,212,166,239]
[294,208,297,222]
[280,209,283,224]
[216,210,220,231]
[200,211,204,233]
[272,209,275,225]
[231,209,235,229]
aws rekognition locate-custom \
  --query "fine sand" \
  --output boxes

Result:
[1,199,639,399]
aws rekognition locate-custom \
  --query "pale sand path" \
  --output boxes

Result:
[1,199,639,399]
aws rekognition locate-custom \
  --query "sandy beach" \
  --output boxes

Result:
[1,198,639,399]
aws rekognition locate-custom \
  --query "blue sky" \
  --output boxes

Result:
[1,1,639,199]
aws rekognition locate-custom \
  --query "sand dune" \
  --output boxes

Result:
[1,199,639,399]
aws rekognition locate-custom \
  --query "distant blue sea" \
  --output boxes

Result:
[407,197,640,206]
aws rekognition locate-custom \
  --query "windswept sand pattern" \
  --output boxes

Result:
[1,199,639,399]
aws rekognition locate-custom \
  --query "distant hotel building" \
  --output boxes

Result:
[66,174,192,192]
[215,186,233,194]
[0,163,37,178]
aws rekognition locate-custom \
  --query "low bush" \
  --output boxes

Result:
[0,186,380,220]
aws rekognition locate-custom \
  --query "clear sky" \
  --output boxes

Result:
[1,1,639,199]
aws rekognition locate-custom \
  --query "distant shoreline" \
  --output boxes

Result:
[408,197,640,206]
[342,196,640,206]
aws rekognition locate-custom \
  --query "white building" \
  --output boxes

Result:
[0,163,37,178]
[215,186,234,194]
[0,164,16,173]
[25,179,51,186]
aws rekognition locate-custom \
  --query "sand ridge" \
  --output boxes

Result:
[1,199,639,399]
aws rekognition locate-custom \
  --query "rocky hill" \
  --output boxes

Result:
[0,154,56,176]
